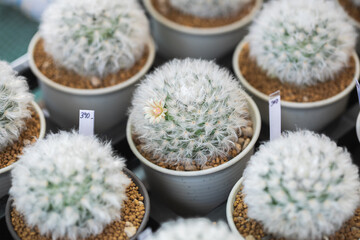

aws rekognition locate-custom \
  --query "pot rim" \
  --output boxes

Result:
[232,38,360,109]
[142,0,263,36]
[0,101,46,175]
[226,177,244,238]
[28,32,156,96]
[356,112,360,142]
[126,93,261,177]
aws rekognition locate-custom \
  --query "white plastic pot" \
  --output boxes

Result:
[226,177,244,238]
[143,0,262,59]
[126,94,261,215]
[356,112,360,143]
[28,33,156,134]
[233,39,359,131]
[0,101,46,198]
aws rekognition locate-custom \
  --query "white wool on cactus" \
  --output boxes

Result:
[168,0,251,18]
[40,0,150,77]
[248,0,356,86]
[243,130,360,240]
[0,61,33,150]
[10,131,131,240]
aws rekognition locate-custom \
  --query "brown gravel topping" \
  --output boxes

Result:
[0,108,40,169]
[151,0,256,28]
[233,187,360,240]
[239,43,355,103]
[338,0,360,24]
[33,39,149,90]
[11,181,145,240]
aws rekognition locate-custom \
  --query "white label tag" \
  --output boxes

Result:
[137,228,152,240]
[269,90,281,141]
[79,110,94,136]
[356,78,360,106]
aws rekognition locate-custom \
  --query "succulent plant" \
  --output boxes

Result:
[248,0,357,86]
[147,218,242,240]
[168,0,251,18]
[40,0,150,78]
[242,130,360,240]
[130,59,251,167]
[0,61,33,151]
[10,131,131,240]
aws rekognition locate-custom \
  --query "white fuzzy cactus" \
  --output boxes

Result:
[248,0,356,86]
[242,130,360,240]
[147,218,243,240]
[40,0,150,77]
[10,131,131,240]
[0,61,33,151]
[169,0,251,18]
[130,59,251,167]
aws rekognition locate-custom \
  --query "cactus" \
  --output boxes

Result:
[130,59,251,167]
[242,130,360,240]
[247,0,356,86]
[0,61,33,151]
[168,0,251,18]
[10,131,131,240]
[148,218,242,240]
[40,0,150,78]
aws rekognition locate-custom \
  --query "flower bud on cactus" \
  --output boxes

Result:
[248,0,356,86]
[169,0,251,18]
[130,59,251,167]
[243,130,360,240]
[0,61,32,151]
[10,131,131,240]
[40,0,150,77]
[148,218,242,240]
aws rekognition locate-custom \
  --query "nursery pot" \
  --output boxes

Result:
[226,177,244,239]
[233,39,360,131]
[28,32,156,135]
[126,94,261,215]
[5,167,150,240]
[142,0,262,59]
[0,101,46,199]
[357,112,360,143]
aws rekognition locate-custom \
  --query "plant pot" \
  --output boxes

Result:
[0,101,46,199]
[233,39,360,131]
[226,177,244,239]
[357,112,360,142]
[126,93,261,216]
[5,167,150,240]
[142,0,262,59]
[28,32,156,135]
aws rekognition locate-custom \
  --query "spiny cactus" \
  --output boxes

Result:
[130,59,251,167]
[242,130,360,240]
[40,0,150,78]
[0,61,33,151]
[10,131,131,240]
[147,218,243,240]
[168,0,251,18]
[248,0,356,86]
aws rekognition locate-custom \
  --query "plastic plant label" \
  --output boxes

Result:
[269,90,281,141]
[137,227,152,240]
[356,78,360,106]
[79,110,94,136]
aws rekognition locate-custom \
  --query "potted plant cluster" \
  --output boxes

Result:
[226,130,360,239]
[0,61,46,198]
[127,58,261,215]
[233,0,359,131]
[143,0,262,59]
[6,131,150,240]
[28,0,155,135]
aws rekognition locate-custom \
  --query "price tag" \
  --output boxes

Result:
[79,110,94,136]
[269,90,281,141]
[356,78,360,106]
[137,228,152,240]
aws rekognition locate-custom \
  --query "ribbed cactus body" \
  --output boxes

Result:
[148,218,241,240]
[248,0,356,86]
[40,0,149,77]
[131,59,251,167]
[243,131,360,240]
[10,131,130,240]
[168,0,251,18]
[0,61,32,151]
